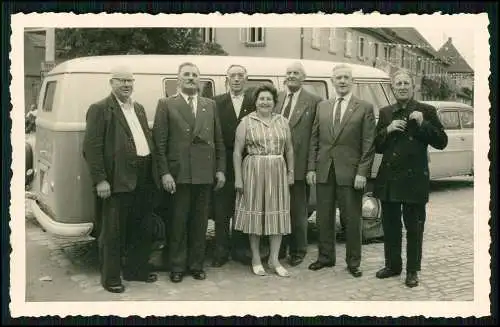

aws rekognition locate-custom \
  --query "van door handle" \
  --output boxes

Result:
[459,137,465,141]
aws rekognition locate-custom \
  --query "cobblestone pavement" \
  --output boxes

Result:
[25,177,474,302]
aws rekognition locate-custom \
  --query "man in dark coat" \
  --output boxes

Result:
[374,70,448,288]
[274,62,322,267]
[153,62,226,283]
[211,64,256,267]
[82,66,158,293]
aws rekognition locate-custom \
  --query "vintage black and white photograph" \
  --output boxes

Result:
[10,12,490,317]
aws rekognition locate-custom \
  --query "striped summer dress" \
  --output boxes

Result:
[234,112,292,236]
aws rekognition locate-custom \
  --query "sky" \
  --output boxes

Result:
[417,27,475,69]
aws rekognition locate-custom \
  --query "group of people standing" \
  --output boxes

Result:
[83,60,448,294]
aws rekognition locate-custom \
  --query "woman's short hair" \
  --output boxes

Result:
[252,83,278,105]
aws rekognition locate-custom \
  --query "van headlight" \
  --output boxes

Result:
[362,194,381,219]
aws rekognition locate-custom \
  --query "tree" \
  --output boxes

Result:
[421,75,453,100]
[55,28,228,61]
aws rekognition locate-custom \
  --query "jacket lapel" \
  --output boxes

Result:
[173,94,195,128]
[333,96,359,142]
[193,96,205,137]
[108,95,132,137]
[224,94,238,122]
[288,90,308,128]
[274,92,286,114]
[238,92,254,120]
[326,99,336,140]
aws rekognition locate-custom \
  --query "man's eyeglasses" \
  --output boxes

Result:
[112,78,135,84]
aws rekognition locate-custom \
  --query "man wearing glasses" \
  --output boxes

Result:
[83,66,158,294]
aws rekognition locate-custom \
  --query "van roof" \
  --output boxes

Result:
[48,54,390,80]
[422,101,474,110]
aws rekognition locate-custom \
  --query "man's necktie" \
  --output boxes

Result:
[282,93,294,118]
[188,96,195,117]
[333,97,344,131]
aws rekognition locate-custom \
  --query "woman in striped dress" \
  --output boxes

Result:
[233,84,294,277]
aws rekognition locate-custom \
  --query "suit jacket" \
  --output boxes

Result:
[374,99,448,203]
[153,93,226,185]
[307,95,377,186]
[274,88,322,181]
[213,89,256,181]
[82,94,157,193]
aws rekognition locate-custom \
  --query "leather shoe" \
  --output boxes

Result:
[104,284,125,293]
[348,267,363,278]
[405,271,419,288]
[375,267,401,279]
[212,257,229,268]
[124,273,158,283]
[308,260,335,271]
[190,270,206,280]
[288,255,304,267]
[169,272,184,283]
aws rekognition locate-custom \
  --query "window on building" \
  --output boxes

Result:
[328,28,336,53]
[383,46,391,61]
[42,81,57,112]
[240,28,265,46]
[311,28,321,49]
[358,36,366,59]
[401,49,406,68]
[345,31,353,57]
[163,78,215,98]
[416,56,422,74]
[201,28,216,43]
[373,42,379,59]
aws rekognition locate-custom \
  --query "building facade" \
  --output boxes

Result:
[24,28,57,113]
[205,27,450,101]
[437,37,474,105]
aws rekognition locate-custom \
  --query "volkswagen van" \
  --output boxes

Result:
[26,54,395,239]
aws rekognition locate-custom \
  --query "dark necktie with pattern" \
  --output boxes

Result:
[188,96,196,117]
[282,93,294,118]
[333,97,344,131]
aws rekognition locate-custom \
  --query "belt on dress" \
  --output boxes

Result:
[248,154,283,158]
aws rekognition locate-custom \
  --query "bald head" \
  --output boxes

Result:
[285,61,306,92]
[109,65,135,101]
[110,65,134,80]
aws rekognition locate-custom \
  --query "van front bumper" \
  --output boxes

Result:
[27,196,94,238]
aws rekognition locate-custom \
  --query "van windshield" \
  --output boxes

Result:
[352,82,392,118]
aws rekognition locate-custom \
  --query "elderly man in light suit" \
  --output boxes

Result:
[273,61,322,267]
[307,64,376,278]
[153,62,226,283]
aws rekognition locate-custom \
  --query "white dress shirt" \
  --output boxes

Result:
[282,87,302,118]
[230,92,244,118]
[114,95,151,156]
[334,91,353,124]
[180,92,199,118]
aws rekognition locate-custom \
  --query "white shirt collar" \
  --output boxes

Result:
[180,91,198,102]
[113,93,133,109]
[337,92,352,104]
[286,87,302,98]
[230,91,244,99]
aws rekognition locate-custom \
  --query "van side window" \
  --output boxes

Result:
[303,80,328,100]
[42,81,57,112]
[245,79,274,90]
[353,83,390,118]
[163,79,214,98]
[460,110,474,129]
[438,110,461,130]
